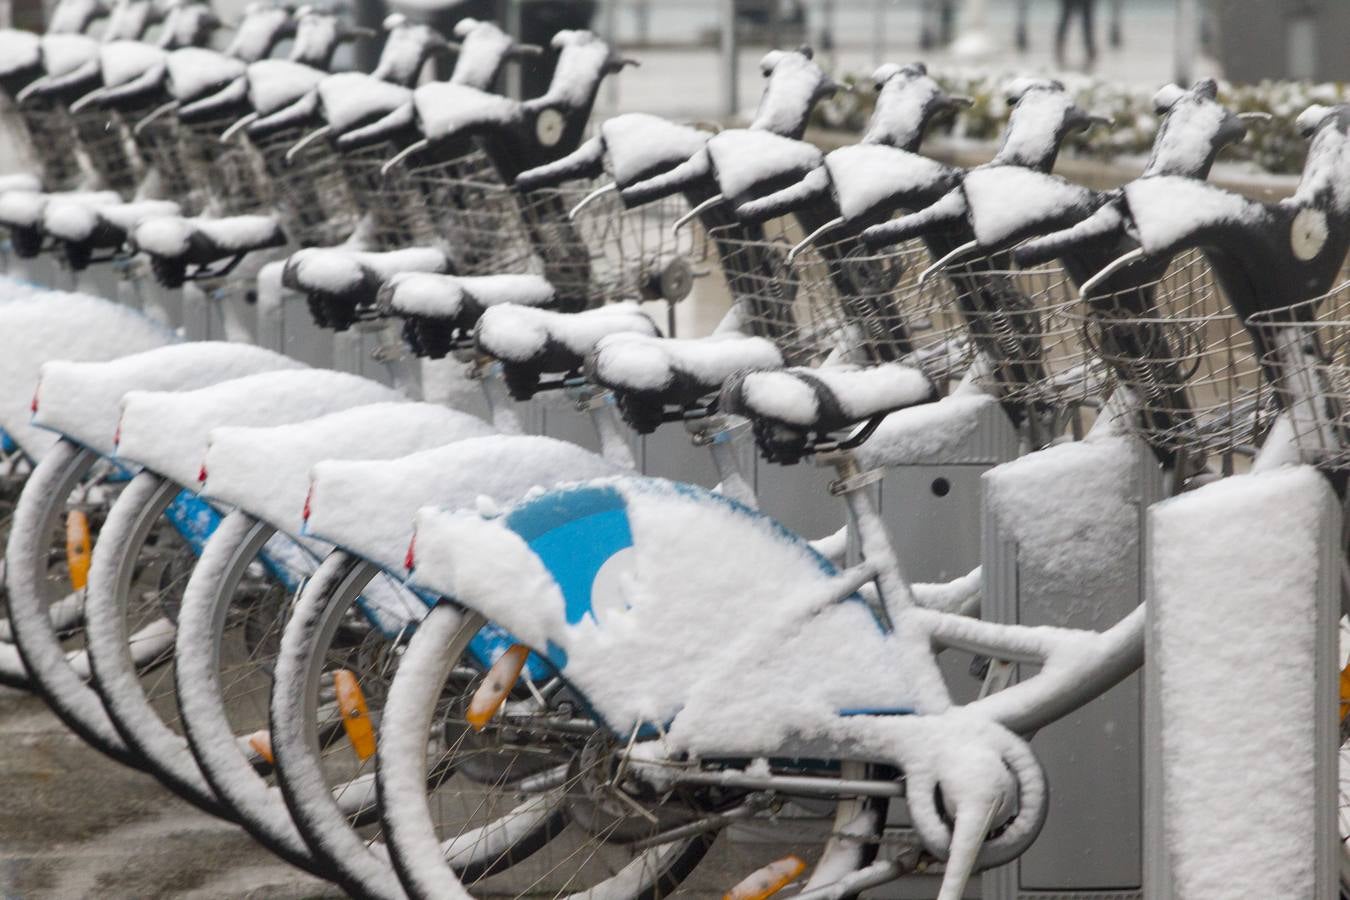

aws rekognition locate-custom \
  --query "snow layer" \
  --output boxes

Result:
[246,60,325,117]
[706,129,823,200]
[750,50,825,135]
[737,363,933,427]
[446,19,514,89]
[381,273,555,318]
[0,30,40,77]
[40,34,99,78]
[0,293,172,460]
[962,166,1094,248]
[317,72,411,134]
[474,302,657,364]
[589,332,783,392]
[863,63,943,149]
[115,370,403,489]
[0,174,40,195]
[202,402,494,535]
[1150,466,1328,899]
[855,390,1000,468]
[993,83,1076,168]
[305,435,618,572]
[1142,94,1228,178]
[166,47,245,102]
[413,81,519,140]
[537,30,610,108]
[99,41,166,88]
[33,343,302,458]
[825,143,951,222]
[599,114,710,189]
[1123,177,1261,256]
[286,247,448,294]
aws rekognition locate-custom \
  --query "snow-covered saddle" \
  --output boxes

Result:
[473,302,658,399]
[131,214,287,287]
[585,333,784,433]
[283,246,449,331]
[43,198,179,269]
[115,369,403,490]
[200,401,495,538]
[0,189,121,256]
[377,272,556,358]
[721,362,936,463]
[304,434,618,575]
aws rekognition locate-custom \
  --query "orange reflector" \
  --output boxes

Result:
[465,644,530,732]
[333,669,377,761]
[247,729,275,765]
[724,855,807,900]
[1339,665,1350,722]
[65,510,92,592]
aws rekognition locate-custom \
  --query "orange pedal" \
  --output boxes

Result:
[246,729,275,766]
[724,855,807,900]
[1339,664,1350,722]
[465,644,530,733]
[65,510,92,592]
[334,669,376,761]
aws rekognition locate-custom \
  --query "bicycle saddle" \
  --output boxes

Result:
[116,368,403,490]
[33,342,302,458]
[305,434,619,574]
[0,174,41,194]
[202,401,495,537]
[377,272,557,359]
[0,189,120,257]
[71,41,168,111]
[721,363,937,464]
[0,30,43,95]
[43,198,179,269]
[283,246,449,331]
[131,213,287,287]
[585,333,786,433]
[474,302,659,400]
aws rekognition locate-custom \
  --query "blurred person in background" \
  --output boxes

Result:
[1055,0,1098,69]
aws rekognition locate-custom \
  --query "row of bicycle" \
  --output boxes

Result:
[1,0,1350,898]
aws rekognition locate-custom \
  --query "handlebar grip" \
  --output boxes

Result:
[1012,201,1126,267]
[862,188,967,249]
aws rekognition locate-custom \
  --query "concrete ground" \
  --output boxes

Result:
[0,686,340,900]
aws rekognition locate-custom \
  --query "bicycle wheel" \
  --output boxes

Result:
[4,439,143,763]
[271,550,425,900]
[0,439,33,645]
[83,470,234,817]
[378,602,890,900]
[172,510,336,879]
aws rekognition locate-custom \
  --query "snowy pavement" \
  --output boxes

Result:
[0,686,340,899]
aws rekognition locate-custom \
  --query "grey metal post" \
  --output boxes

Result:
[1174,0,1197,86]
[505,0,524,101]
[871,0,886,67]
[720,0,738,120]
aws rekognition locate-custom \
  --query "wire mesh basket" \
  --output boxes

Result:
[1247,279,1350,470]
[567,187,700,306]
[130,112,206,215]
[19,102,84,190]
[712,224,968,378]
[249,125,357,248]
[936,252,1096,409]
[177,114,272,216]
[341,139,441,251]
[1068,248,1274,461]
[68,108,142,197]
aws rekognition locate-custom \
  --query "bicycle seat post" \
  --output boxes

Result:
[817,448,906,629]
[687,415,755,508]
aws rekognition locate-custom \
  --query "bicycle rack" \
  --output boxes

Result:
[1143,466,1340,899]
[981,420,1165,900]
